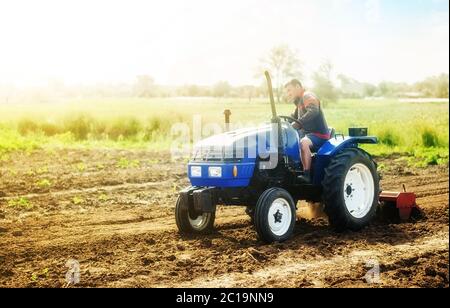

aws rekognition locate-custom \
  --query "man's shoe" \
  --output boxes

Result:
[296,170,311,184]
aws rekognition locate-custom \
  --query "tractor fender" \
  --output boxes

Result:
[312,136,378,186]
[317,136,378,156]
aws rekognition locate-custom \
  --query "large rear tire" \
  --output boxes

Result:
[322,148,379,232]
[175,194,215,234]
[254,188,296,243]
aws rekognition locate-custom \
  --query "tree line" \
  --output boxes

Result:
[0,45,448,103]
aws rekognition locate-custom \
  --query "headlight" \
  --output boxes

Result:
[208,166,222,178]
[190,166,202,177]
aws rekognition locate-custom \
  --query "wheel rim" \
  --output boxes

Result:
[343,163,375,218]
[267,198,292,236]
[188,214,209,230]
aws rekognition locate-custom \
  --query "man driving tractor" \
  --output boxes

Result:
[285,79,330,184]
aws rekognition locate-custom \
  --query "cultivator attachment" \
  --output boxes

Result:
[378,185,423,223]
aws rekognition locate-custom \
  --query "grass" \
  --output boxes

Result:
[75,163,86,172]
[36,179,52,189]
[30,268,50,282]
[117,157,140,169]
[8,197,33,210]
[0,128,39,153]
[72,196,84,205]
[0,97,448,165]
[98,194,109,202]
[0,153,9,162]
[37,166,49,174]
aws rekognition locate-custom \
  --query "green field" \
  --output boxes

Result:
[0,98,448,166]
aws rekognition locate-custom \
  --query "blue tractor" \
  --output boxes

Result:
[175,72,380,243]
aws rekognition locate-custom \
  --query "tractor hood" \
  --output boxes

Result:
[188,124,277,188]
[195,124,273,147]
[191,123,279,162]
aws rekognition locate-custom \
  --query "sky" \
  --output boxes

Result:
[0,0,448,87]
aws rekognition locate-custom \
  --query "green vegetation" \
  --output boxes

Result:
[72,196,84,205]
[36,179,52,189]
[75,163,86,172]
[37,166,49,174]
[117,157,140,169]
[0,98,448,166]
[30,268,50,282]
[8,197,33,210]
[0,153,9,162]
[0,127,39,153]
[98,194,109,202]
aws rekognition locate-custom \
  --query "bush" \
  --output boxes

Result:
[18,119,39,135]
[92,120,108,138]
[18,119,61,137]
[107,117,142,141]
[378,128,400,147]
[148,117,161,132]
[421,127,440,148]
[63,114,93,140]
[40,122,61,136]
[143,118,161,141]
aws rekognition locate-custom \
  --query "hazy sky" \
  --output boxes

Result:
[0,0,448,86]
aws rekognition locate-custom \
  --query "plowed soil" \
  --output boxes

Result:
[0,149,448,288]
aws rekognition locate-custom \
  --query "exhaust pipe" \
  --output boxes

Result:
[223,109,231,132]
[264,71,278,122]
[264,71,283,159]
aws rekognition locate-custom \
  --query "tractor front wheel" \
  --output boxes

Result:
[254,188,296,243]
[322,148,380,232]
[175,195,215,234]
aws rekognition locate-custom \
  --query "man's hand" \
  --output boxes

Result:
[292,122,302,130]
[291,109,301,129]
[291,109,298,120]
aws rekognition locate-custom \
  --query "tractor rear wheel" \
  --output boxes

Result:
[322,148,379,232]
[254,188,296,243]
[175,195,215,234]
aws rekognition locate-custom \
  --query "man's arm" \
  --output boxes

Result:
[297,95,320,128]
[291,108,301,129]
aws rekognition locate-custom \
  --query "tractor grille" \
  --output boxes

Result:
[192,146,242,162]
[194,147,223,162]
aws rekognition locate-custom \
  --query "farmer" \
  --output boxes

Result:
[284,79,330,184]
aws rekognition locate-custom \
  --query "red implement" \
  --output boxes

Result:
[379,191,418,221]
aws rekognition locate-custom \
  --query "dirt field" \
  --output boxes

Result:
[0,149,448,288]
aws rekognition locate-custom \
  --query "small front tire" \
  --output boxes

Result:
[254,188,296,243]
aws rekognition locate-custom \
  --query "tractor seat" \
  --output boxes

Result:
[329,127,336,139]
[311,128,335,156]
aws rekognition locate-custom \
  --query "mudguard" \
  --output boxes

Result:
[312,136,378,186]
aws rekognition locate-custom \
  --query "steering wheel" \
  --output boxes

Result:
[278,116,302,127]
